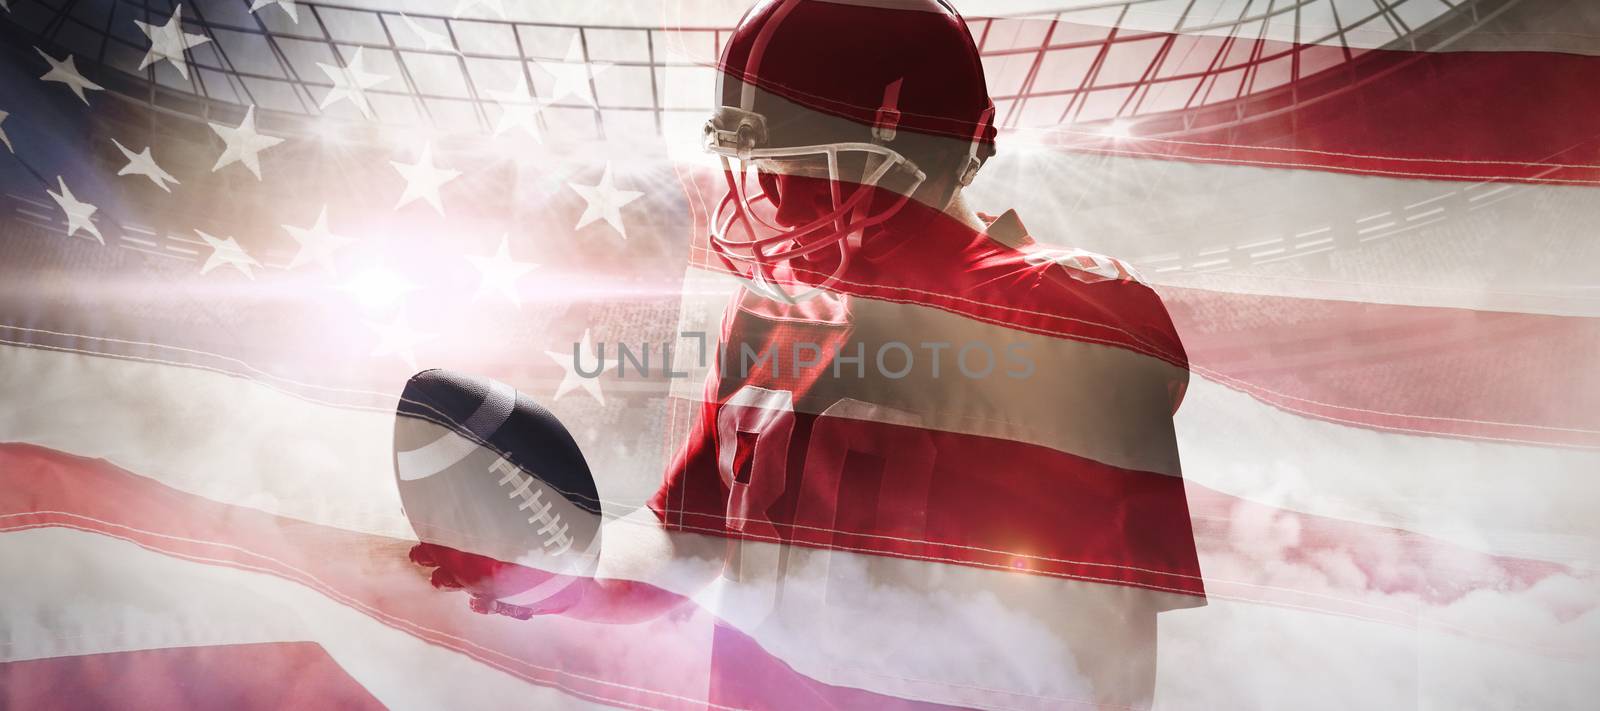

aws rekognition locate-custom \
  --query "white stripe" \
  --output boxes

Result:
[691,530,1182,709]
[9,522,1593,710]
[969,150,1600,316]
[669,267,1188,476]
[0,319,1587,565]
[584,510,1182,709]
[971,0,1571,53]
[3,347,1594,706]
[650,0,1561,53]
[1153,587,1600,711]
[0,344,412,540]
[0,527,616,710]
[614,511,1597,710]
[6,307,1595,571]
[1178,375,1600,567]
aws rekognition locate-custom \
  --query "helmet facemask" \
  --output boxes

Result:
[703,105,927,304]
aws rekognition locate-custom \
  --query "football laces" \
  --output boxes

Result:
[490,456,574,556]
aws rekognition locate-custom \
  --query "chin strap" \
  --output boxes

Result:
[871,78,904,144]
[958,104,996,187]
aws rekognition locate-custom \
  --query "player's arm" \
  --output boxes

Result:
[393,369,726,624]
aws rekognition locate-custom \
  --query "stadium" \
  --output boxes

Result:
[0,0,1595,708]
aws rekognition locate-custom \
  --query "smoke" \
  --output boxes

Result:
[1154,496,1600,710]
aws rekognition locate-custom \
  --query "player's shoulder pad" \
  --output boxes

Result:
[1024,246,1144,285]
[980,210,1144,285]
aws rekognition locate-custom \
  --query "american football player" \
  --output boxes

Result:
[396,0,1205,707]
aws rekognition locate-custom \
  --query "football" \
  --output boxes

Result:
[392,369,602,608]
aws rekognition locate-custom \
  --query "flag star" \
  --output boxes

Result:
[488,75,545,141]
[317,47,389,119]
[400,13,459,54]
[111,139,180,192]
[209,106,284,180]
[36,48,104,105]
[197,230,261,279]
[390,143,461,215]
[568,163,642,239]
[545,330,618,404]
[46,177,103,245]
[467,235,538,306]
[452,0,506,19]
[135,5,211,80]
[368,313,436,371]
[0,110,11,153]
[283,205,355,272]
[249,0,298,23]
[534,36,610,106]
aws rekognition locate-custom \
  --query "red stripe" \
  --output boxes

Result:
[0,444,960,711]
[1029,41,1600,184]
[678,176,1190,369]
[1182,483,1565,609]
[1,443,1578,656]
[652,402,1207,597]
[676,172,1600,447]
[1179,484,1583,655]
[1161,287,1600,447]
[0,643,384,711]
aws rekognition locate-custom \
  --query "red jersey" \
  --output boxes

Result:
[650,208,1204,601]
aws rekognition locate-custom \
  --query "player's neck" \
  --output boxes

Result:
[943,191,986,232]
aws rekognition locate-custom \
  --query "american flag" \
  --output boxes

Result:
[0,0,1596,709]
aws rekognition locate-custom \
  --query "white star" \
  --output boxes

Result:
[46,177,103,245]
[399,13,459,55]
[390,143,461,215]
[568,163,642,239]
[36,48,104,105]
[209,106,284,180]
[546,330,618,404]
[249,0,298,23]
[283,205,355,272]
[197,230,261,278]
[369,313,436,371]
[0,110,11,153]
[110,139,180,192]
[135,5,210,80]
[317,47,389,119]
[488,75,544,141]
[1,1,10,12]
[534,36,610,106]
[452,0,506,19]
[466,235,538,307]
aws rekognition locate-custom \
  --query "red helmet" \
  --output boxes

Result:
[702,0,997,302]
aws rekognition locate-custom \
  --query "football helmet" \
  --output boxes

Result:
[702,0,998,302]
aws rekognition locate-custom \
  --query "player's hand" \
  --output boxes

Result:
[392,369,603,622]
[406,541,576,618]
